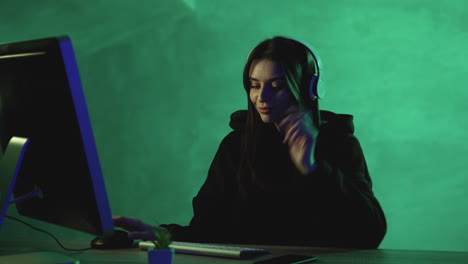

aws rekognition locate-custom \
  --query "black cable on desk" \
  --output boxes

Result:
[5,215,92,252]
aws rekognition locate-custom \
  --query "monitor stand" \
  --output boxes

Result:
[0,136,30,228]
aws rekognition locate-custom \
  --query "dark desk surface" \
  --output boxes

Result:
[1,239,468,264]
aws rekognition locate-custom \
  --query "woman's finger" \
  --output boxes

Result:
[283,119,302,144]
[278,112,304,134]
[113,216,148,232]
[128,231,157,241]
[290,128,305,147]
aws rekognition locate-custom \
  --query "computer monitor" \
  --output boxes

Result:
[0,36,113,237]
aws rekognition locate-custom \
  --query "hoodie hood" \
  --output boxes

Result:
[319,110,355,136]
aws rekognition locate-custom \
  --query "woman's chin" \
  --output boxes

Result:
[260,115,276,124]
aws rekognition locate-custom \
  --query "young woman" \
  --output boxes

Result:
[113,36,387,249]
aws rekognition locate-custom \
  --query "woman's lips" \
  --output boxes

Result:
[258,107,271,114]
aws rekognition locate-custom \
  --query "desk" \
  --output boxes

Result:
[1,239,467,264]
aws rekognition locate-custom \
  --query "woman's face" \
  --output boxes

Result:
[249,59,296,123]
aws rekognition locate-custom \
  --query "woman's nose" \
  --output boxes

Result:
[259,86,272,102]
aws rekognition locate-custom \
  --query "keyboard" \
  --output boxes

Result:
[138,241,270,259]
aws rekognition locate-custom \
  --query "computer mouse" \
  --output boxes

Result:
[90,229,135,249]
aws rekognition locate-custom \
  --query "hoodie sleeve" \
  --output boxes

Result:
[307,128,387,249]
[160,131,239,243]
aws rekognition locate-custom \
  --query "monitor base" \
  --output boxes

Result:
[0,251,79,264]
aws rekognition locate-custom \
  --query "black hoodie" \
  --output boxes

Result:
[161,110,387,249]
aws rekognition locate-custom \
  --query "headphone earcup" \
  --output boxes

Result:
[309,75,319,100]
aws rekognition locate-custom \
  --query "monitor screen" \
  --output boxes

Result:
[0,36,113,237]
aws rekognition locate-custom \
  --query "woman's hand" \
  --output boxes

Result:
[113,215,168,241]
[276,106,319,175]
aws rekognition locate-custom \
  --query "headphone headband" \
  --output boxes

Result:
[284,37,325,99]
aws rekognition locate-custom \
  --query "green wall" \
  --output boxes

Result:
[1,0,467,251]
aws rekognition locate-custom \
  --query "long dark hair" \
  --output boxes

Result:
[237,36,321,193]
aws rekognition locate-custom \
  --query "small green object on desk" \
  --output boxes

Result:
[150,228,173,250]
[147,228,174,264]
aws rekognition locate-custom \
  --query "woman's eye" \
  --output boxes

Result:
[250,84,260,89]
[272,81,285,90]
[272,84,284,90]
